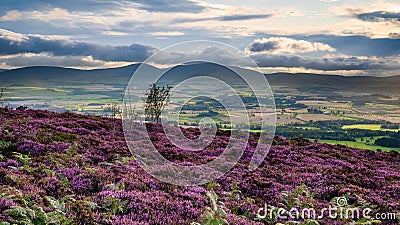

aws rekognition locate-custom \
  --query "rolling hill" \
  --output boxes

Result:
[1,64,399,94]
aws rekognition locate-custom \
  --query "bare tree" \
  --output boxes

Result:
[123,92,138,121]
[142,83,172,123]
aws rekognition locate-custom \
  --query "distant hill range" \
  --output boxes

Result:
[267,73,400,95]
[0,63,399,95]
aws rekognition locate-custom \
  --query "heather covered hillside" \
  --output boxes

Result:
[0,108,399,225]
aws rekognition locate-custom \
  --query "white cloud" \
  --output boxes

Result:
[0,10,22,21]
[320,0,339,2]
[0,53,130,70]
[29,8,70,22]
[246,37,336,54]
[0,28,28,42]
[1,8,70,22]
[148,31,185,36]
[101,31,129,36]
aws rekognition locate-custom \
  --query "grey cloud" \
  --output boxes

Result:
[0,54,109,68]
[389,33,400,38]
[0,30,156,62]
[130,0,205,12]
[356,11,400,23]
[254,34,400,57]
[217,14,272,21]
[172,14,272,23]
[251,54,399,71]
[146,46,255,68]
[248,41,277,52]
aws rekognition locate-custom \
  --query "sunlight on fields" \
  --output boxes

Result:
[342,124,400,132]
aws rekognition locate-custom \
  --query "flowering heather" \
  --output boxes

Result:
[0,107,399,224]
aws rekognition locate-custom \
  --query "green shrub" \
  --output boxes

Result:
[192,187,228,225]
[0,140,16,155]
[52,132,76,142]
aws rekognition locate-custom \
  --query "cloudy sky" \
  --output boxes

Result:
[0,0,400,76]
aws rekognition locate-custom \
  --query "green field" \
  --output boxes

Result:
[342,124,382,130]
[342,124,400,132]
[313,138,400,152]
[338,115,363,121]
